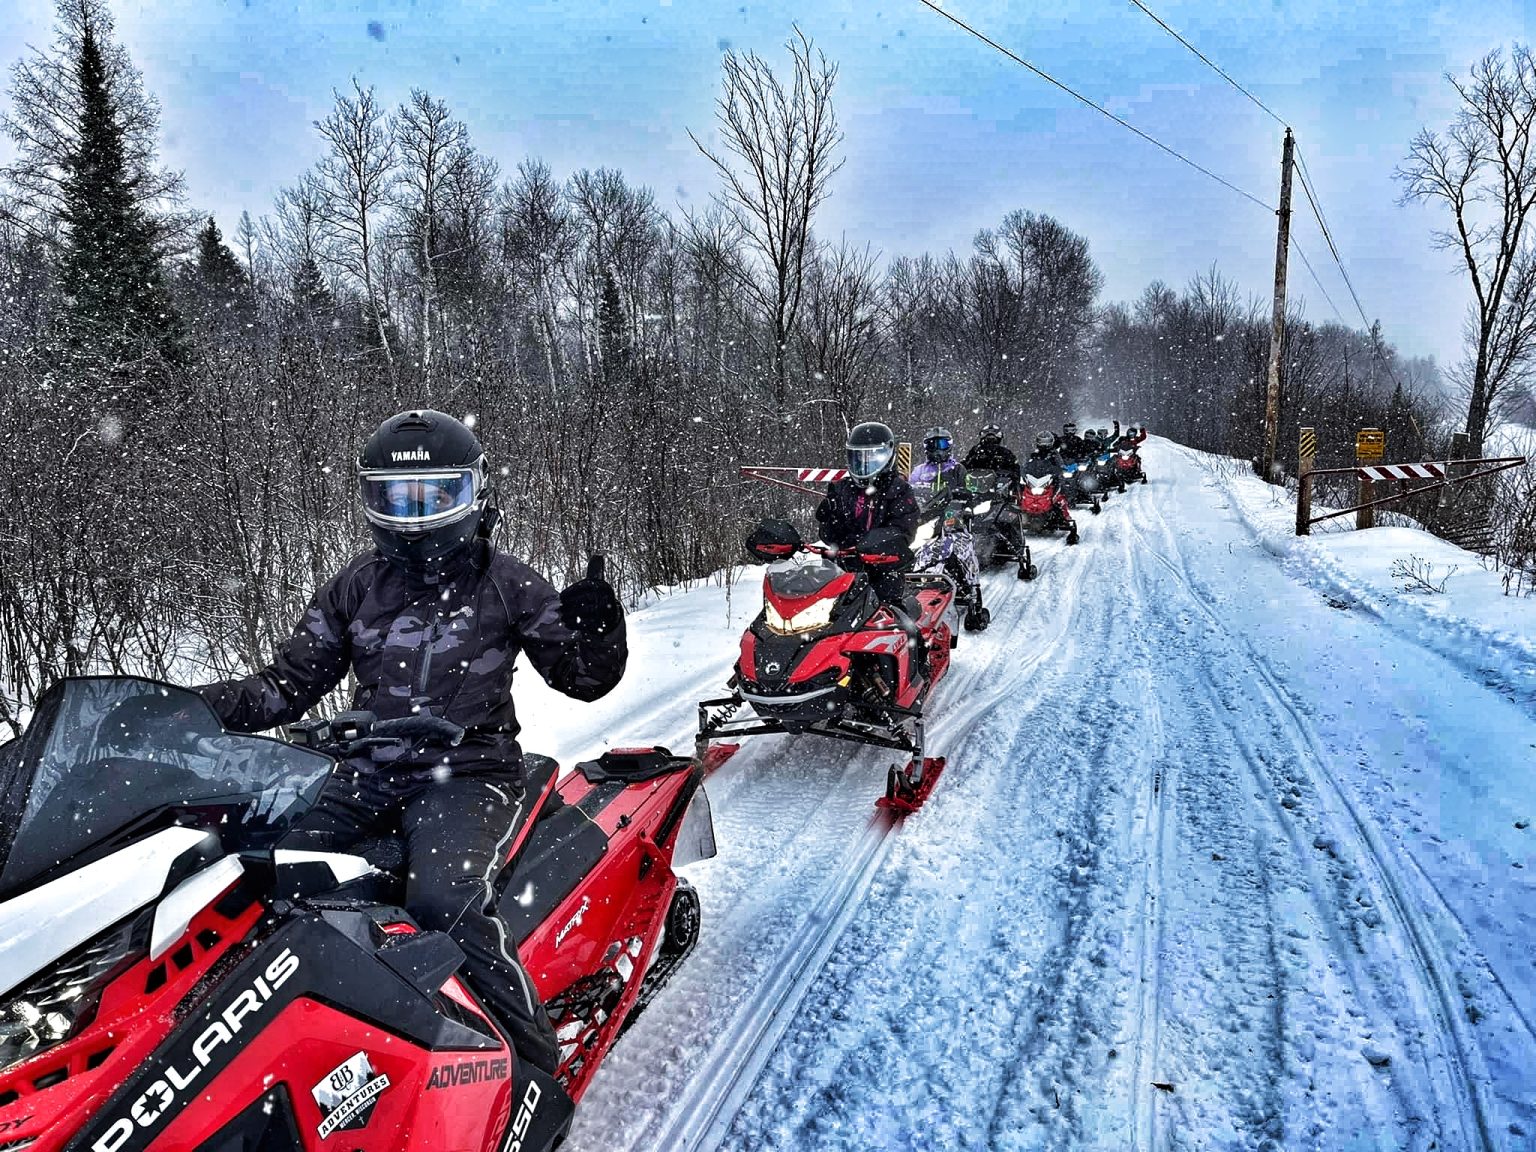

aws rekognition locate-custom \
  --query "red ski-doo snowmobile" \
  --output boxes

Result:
[1018,471,1081,545]
[1114,446,1149,485]
[0,676,716,1152]
[697,521,955,813]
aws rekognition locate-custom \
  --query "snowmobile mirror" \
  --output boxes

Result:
[673,785,718,868]
[746,518,803,563]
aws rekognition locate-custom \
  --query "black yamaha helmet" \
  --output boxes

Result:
[923,425,954,464]
[1063,421,1078,437]
[846,421,896,481]
[980,423,1003,444]
[358,409,489,578]
[1035,431,1055,449]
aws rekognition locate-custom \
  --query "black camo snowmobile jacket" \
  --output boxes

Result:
[198,543,626,776]
[962,441,1022,482]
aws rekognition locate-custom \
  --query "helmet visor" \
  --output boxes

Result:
[847,443,893,480]
[359,467,479,530]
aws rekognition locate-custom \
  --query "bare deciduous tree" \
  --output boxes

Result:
[313,80,397,360]
[1400,47,1536,455]
[691,27,844,409]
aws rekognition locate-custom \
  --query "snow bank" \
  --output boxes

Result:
[1173,438,1536,706]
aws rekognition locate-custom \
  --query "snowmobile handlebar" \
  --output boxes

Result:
[290,711,467,756]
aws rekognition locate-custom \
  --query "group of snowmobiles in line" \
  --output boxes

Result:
[698,418,1150,814]
[0,408,1149,1152]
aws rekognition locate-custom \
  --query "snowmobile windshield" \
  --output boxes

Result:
[846,443,893,480]
[1024,474,1052,493]
[766,552,846,600]
[968,470,1009,494]
[358,467,479,530]
[0,678,332,900]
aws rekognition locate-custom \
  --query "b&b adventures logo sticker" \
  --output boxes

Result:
[311,1051,390,1138]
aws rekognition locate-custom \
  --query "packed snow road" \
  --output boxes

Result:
[517,438,1536,1151]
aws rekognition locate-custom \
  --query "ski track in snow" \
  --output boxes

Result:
[547,441,1532,1152]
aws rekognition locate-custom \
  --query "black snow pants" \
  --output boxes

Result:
[290,757,560,1075]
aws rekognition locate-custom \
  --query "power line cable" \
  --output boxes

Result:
[1123,0,1289,129]
[1289,235,1347,324]
[916,0,1274,213]
[1121,0,1401,366]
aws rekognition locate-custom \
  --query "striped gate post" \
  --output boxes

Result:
[896,441,912,478]
[1296,427,1316,536]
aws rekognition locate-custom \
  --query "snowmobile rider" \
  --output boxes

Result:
[196,408,626,1078]
[963,423,1022,488]
[1113,419,1149,452]
[1025,431,1066,475]
[813,421,931,670]
[1059,421,1090,461]
[909,426,968,498]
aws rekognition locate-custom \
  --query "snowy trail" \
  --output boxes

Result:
[1134,476,1495,1150]
[520,438,1536,1151]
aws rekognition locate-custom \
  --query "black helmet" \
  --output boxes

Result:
[1063,421,1078,436]
[980,423,1002,444]
[1034,431,1055,449]
[358,409,489,578]
[923,425,954,463]
[846,421,896,480]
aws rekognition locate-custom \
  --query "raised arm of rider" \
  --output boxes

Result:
[515,565,627,702]
[196,562,359,732]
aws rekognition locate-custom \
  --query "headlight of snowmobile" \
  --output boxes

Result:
[972,500,992,516]
[0,912,146,1073]
[763,597,837,635]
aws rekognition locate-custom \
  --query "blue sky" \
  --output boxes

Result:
[4,0,1533,368]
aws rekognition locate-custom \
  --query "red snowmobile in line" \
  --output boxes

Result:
[1018,471,1081,545]
[1115,446,1149,485]
[0,676,717,1152]
[697,521,955,813]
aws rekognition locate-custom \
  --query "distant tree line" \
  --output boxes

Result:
[0,0,1524,728]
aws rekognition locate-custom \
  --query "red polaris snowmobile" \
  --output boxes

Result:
[697,521,955,813]
[0,676,716,1152]
[1018,471,1081,545]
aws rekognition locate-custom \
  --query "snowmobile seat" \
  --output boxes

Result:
[498,803,610,947]
[298,754,566,897]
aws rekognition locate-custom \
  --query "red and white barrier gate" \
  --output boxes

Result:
[1356,462,1445,482]
[1296,455,1525,535]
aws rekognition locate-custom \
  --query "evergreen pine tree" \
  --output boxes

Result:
[195,216,246,291]
[56,17,181,365]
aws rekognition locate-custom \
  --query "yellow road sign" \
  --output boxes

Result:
[1356,428,1384,462]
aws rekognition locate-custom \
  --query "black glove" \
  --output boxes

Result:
[560,556,622,636]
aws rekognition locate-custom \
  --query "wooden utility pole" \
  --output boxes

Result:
[1260,128,1295,484]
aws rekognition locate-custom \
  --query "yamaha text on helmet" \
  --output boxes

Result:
[923,426,954,464]
[846,421,897,481]
[358,409,489,578]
